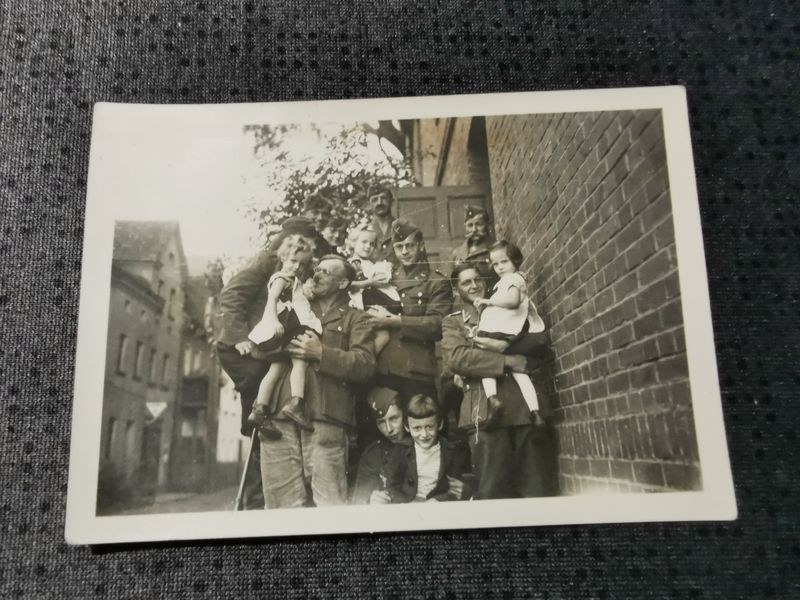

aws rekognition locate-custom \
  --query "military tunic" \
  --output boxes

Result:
[440,308,554,499]
[375,262,453,390]
[351,437,405,505]
[370,215,395,263]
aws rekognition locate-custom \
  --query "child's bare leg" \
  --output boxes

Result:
[510,372,539,411]
[281,357,314,431]
[374,329,390,354]
[255,362,289,410]
[248,362,288,440]
[481,377,498,398]
[289,357,308,399]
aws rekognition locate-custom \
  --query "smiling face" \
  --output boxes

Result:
[277,234,314,274]
[392,232,424,267]
[454,266,487,305]
[405,414,442,450]
[490,247,516,277]
[311,257,349,298]
[376,404,405,443]
[353,230,377,260]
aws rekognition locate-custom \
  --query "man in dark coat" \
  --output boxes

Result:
[258,255,376,508]
[215,216,320,509]
[365,218,453,400]
[351,387,408,505]
[440,262,554,500]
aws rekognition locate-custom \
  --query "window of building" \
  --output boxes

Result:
[149,349,158,383]
[183,344,192,376]
[134,342,145,380]
[193,347,203,372]
[116,334,129,374]
[157,279,164,297]
[162,354,170,386]
[105,417,117,459]
[125,420,137,461]
[168,252,175,264]
[168,289,176,319]
[123,299,132,314]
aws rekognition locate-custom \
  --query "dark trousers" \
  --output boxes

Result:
[468,424,555,500]
[217,343,271,510]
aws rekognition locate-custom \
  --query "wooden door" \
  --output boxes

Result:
[394,184,493,272]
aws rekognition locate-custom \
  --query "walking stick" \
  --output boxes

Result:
[233,429,257,511]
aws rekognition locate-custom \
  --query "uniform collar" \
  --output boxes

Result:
[371,215,393,238]
[312,291,351,324]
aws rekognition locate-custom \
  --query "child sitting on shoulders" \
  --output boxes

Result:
[473,240,547,427]
[386,394,473,503]
[247,234,321,436]
[346,226,402,353]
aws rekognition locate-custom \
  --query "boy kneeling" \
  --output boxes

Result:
[386,394,474,502]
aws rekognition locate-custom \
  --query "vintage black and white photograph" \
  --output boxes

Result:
[66,87,735,544]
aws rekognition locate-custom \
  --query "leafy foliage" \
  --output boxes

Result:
[242,122,415,247]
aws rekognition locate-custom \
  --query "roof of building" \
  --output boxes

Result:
[113,220,181,263]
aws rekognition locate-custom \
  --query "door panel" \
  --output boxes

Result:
[395,184,492,270]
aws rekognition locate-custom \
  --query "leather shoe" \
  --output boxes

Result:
[281,396,314,431]
[484,395,503,428]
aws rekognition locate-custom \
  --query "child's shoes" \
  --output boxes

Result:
[281,396,315,431]
[247,405,283,440]
[529,410,546,427]
[485,395,503,428]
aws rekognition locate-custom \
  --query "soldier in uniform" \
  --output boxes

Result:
[365,219,454,401]
[351,387,409,505]
[440,261,554,500]
[450,205,496,290]
[366,181,396,262]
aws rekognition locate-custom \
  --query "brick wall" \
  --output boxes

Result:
[485,111,701,493]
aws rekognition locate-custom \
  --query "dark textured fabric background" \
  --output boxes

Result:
[1,1,798,598]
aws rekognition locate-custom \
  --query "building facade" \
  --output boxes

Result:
[98,221,187,511]
[402,112,701,494]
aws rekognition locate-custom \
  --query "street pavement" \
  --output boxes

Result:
[118,485,239,515]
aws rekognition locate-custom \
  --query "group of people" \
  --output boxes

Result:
[215,182,553,509]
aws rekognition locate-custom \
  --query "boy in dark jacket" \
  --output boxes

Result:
[386,394,474,502]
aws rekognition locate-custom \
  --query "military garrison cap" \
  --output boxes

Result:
[280,216,317,238]
[464,205,490,222]
[391,218,422,242]
[302,193,332,212]
[367,387,402,418]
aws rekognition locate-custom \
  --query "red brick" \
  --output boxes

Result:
[638,248,674,288]
[633,311,662,338]
[610,460,634,482]
[633,461,666,487]
[662,463,702,491]
[589,459,611,478]
[608,372,630,394]
[650,414,674,460]
[656,354,689,383]
[659,299,684,329]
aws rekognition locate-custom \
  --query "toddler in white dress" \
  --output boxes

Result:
[474,241,546,426]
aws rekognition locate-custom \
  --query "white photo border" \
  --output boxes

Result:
[66,86,736,545]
